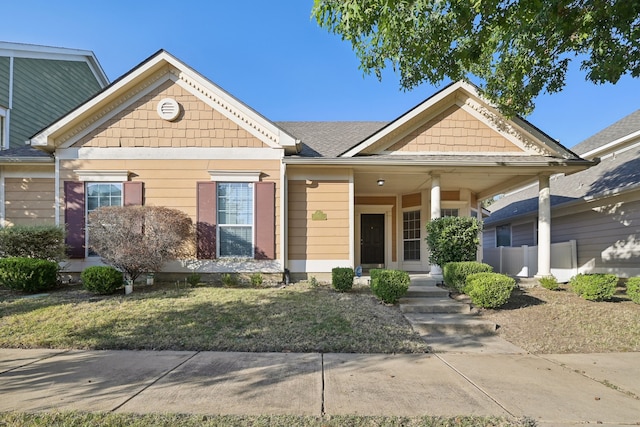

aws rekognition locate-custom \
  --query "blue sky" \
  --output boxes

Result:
[3,1,640,148]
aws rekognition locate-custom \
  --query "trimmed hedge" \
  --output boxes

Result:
[0,257,59,293]
[332,267,354,292]
[465,272,515,308]
[0,225,66,262]
[569,273,618,301]
[371,269,410,304]
[81,266,123,295]
[627,277,640,304]
[443,261,493,292]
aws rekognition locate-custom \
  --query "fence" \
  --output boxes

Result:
[483,240,577,282]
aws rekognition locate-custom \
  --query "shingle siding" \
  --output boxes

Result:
[10,58,102,147]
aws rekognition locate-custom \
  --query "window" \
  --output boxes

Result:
[0,108,6,149]
[217,182,254,257]
[86,183,122,255]
[403,210,421,261]
[496,224,511,247]
[441,208,459,217]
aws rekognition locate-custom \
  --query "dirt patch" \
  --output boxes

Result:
[477,284,640,354]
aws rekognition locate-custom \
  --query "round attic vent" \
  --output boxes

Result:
[156,98,180,121]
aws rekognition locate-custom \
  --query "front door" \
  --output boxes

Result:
[361,214,385,268]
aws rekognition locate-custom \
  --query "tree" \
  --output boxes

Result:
[425,216,482,267]
[313,0,640,116]
[88,206,194,282]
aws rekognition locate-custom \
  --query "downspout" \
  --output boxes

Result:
[6,56,14,149]
[280,158,287,272]
[54,154,60,226]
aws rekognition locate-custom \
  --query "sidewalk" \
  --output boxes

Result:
[1,349,638,425]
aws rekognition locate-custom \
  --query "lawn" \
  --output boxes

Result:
[0,282,428,354]
[478,283,640,353]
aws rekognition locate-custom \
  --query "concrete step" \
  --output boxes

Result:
[399,298,472,314]
[405,286,449,298]
[404,313,497,336]
[409,278,438,287]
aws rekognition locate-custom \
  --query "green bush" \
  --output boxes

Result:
[0,225,66,262]
[81,266,123,295]
[626,277,640,304]
[186,272,201,287]
[371,269,410,304]
[332,267,354,292]
[539,276,560,290]
[250,273,264,288]
[443,261,493,292]
[0,257,59,293]
[221,273,239,287]
[569,273,618,301]
[464,272,515,308]
[425,216,482,267]
[369,268,384,284]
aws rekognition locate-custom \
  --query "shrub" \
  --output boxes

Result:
[443,261,493,292]
[626,277,640,304]
[539,276,560,290]
[81,266,123,295]
[464,272,515,308]
[425,216,482,267]
[0,225,66,262]
[371,269,410,304]
[369,268,383,284]
[88,206,194,281]
[186,272,201,287]
[309,276,319,288]
[332,267,354,292]
[0,257,59,293]
[250,273,264,288]
[221,273,239,287]
[569,274,618,301]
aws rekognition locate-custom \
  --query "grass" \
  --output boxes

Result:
[478,283,640,353]
[0,412,535,427]
[0,282,428,353]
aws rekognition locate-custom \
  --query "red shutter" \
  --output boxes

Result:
[255,181,275,260]
[64,181,85,259]
[123,181,144,206]
[197,182,217,259]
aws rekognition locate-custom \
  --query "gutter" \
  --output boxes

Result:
[283,157,596,168]
[0,157,54,165]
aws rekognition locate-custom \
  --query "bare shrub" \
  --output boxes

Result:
[88,206,194,281]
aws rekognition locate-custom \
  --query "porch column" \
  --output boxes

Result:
[476,200,483,262]
[536,174,552,278]
[430,174,442,279]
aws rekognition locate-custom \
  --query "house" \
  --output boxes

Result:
[483,109,640,280]
[0,41,108,226]
[22,49,592,280]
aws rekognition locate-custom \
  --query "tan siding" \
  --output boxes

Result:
[355,196,398,262]
[72,79,268,150]
[5,178,55,225]
[60,158,282,258]
[388,105,523,153]
[288,180,350,260]
[402,193,421,208]
[441,190,460,201]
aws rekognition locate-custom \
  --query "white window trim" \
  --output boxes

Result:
[216,182,255,258]
[208,170,261,182]
[85,181,124,257]
[402,208,421,262]
[74,170,130,182]
[0,107,7,149]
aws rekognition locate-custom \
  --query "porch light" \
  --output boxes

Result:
[377,179,385,186]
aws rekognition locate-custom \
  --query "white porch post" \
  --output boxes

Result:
[430,174,442,279]
[536,174,552,278]
[476,200,483,262]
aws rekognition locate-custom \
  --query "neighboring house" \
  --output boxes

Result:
[483,109,640,279]
[22,49,592,279]
[0,41,108,226]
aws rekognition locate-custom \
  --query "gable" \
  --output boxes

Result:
[385,105,523,154]
[72,79,268,149]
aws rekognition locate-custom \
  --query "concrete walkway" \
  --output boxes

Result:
[1,349,639,425]
[400,274,526,354]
